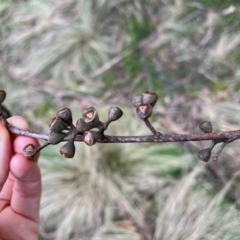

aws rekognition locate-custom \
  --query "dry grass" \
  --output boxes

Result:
[39,106,240,240]
[1,0,240,239]
[39,107,193,239]
[154,168,240,240]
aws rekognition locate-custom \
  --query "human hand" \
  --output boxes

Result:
[0,116,41,240]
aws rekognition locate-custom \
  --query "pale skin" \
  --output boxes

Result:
[0,116,40,240]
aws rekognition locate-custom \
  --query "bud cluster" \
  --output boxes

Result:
[131,91,161,136]
[0,90,124,159]
[132,91,158,120]
[27,105,124,159]
[48,108,75,158]
[76,106,123,147]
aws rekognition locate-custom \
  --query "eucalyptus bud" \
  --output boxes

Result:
[198,148,211,162]
[49,117,68,133]
[82,107,99,125]
[76,118,92,133]
[136,104,152,120]
[108,106,123,122]
[23,144,37,159]
[83,131,96,146]
[49,131,67,145]
[132,94,143,108]
[57,108,72,123]
[199,121,212,133]
[142,91,158,107]
[59,141,75,158]
[0,90,6,105]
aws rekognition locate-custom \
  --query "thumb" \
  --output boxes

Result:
[0,121,12,191]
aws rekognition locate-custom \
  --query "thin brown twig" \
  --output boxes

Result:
[5,124,240,144]
[143,119,161,136]
[212,138,235,161]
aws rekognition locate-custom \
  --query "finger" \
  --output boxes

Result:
[0,173,14,202]
[0,116,33,199]
[0,121,12,191]
[0,135,39,201]
[0,117,39,203]
[8,116,41,221]
[10,153,41,221]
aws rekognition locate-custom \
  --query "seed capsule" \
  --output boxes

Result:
[142,91,158,107]
[132,94,143,108]
[76,118,92,133]
[108,106,123,122]
[0,90,6,105]
[199,121,212,133]
[59,141,75,158]
[49,131,67,145]
[57,108,72,123]
[82,107,99,125]
[83,107,101,128]
[198,148,211,162]
[49,117,68,133]
[83,131,96,146]
[136,104,152,120]
[23,144,37,159]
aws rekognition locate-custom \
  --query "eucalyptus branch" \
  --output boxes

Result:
[0,90,238,162]
[5,126,240,143]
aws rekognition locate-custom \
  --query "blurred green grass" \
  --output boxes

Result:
[1,0,240,239]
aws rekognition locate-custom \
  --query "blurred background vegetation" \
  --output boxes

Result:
[1,0,240,239]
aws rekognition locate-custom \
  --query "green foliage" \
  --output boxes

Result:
[200,0,236,8]
[126,20,153,46]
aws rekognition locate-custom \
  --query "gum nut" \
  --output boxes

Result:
[136,104,152,120]
[83,131,96,146]
[198,148,211,162]
[132,94,143,107]
[82,107,99,123]
[49,131,67,145]
[76,118,92,133]
[23,144,37,159]
[142,91,158,107]
[59,141,75,158]
[49,117,68,132]
[108,106,123,122]
[199,121,212,133]
[57,108,72,123]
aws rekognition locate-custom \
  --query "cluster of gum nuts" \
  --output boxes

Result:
[24,106,123,159]
[131,91,158,120]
